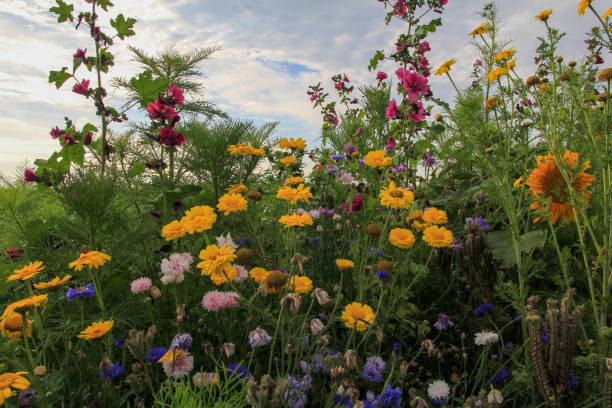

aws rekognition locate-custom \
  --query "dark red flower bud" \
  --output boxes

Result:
[84,131,93,145]
[351,193,363,211]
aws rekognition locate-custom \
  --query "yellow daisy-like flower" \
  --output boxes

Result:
[182,205,217,234]
[279,137,307,150]
[603,7,612,19]
[506,59,517,71]
[535,9,553,21]
[6,261,45,282]
[493,46,516,62]
[2,295,47,319]
[468,22,490,38]
[513,177,524,188]
[69,251,111,272]
[0,371,30,406]
[336,259,355,270]
[278,213,313,228]
[264,270,289,294]
[341,302,375,331]
[288,275,313,294]
[162,219,186,241]
[379,181,414,209]
[389,228,416,249]
[280,156,296,167]
[434,58,456,76]
[197,245,237,276]
[485,96,499,112]
[577,0,591,16]
[33,275,72,290]
[249,267,270,283]
[210,264,238,286]
[0,311,32,340]
[407,209,431,232]
[276,184,313,204]
[487,67,509,82]
[422,226,454,248]
[422,208,447,225]
[158,348,186,364]
[227,183,248,194]
[217,193,248,215]
[227,144,264,156]
[284,176,305,185]
[363,150,392,169]
[77,320,114,340]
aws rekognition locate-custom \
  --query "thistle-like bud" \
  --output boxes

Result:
[310,318,324,335]
[345,350,358,369]
[312,288,330,305]
[281,293,301,313]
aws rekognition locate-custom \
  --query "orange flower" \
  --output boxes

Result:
[181,205,217,233]
[69,251,111,271]
[279,137,306,150]
[468,22,490,38]
[77,320,114,340]
[278,213,313,228]
[535,9,553,21]
[422,226,453,248]
[0,311,32,339]
[227,183,248,194]
[379,181,414,209]
[526,150,595,224]
[33,275,72,290]
[577,0,591,16]
[249,267,270,283]
[422,208,447,224]
[335,259,354,269]
[6,261,44,282]
[276,184,313,204]
[280,156,296,167]
[162,220,186,241]
[217,193,248,215]
[363,150,392,168]
[389,228,416,249]
[197,245,237,276]
[434,58,456,76]
[0,371,30,405]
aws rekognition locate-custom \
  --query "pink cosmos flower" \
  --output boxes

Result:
[338,172,356,185]
[233,264,248,283]
[159,127,186,148]
[163,350,193,378]
[72,79,90,96]
[23,169,39,183]
[385,99,400,119]
[130,277,153,294]
[376,71,387,80]
[73,48,87,60]
[167,83,185,106]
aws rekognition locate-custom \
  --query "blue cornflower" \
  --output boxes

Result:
[146,347,168,362]
[113,338,126,347]
[363,385,402,408]
[466,216,490,232]
[99,362,124,379]
[473,303,493,317]
[491,367,511,386]
[331,155,345,161]
[226,363,248,379]
[568,372,580,390]
[376,270,388,279]
[170,333,192,351]
[285,375,312,408]
[66,284,95,301]
[235,237,252,247]
[362,365,383,383]
[307,237,321,248]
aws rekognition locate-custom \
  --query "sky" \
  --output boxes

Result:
[0,0,608,177]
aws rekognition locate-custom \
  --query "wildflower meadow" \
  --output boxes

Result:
[1,0,612,407]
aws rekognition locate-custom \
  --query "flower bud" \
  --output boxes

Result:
[345,350,358,369]
[312,288,330,305]
[149,285,162,299]
[34,366,47,376]
[310,318,324,335]
[247,190,262,201]
[222,342,235,358]
[281,293,301,313]
[488,388,504,405]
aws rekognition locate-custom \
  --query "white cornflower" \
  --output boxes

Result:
[427,379,450,403]
[474,330,499,346]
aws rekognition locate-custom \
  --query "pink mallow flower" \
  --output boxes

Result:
[72,79,90,96]
[50,126,63,140]
[407,98,425,122]
[167,83,185,106]
[161,253,193,285]
[385,99,400,119]
[147,99,178,122]
[130,277,152,294]
[73,48,87,60]
[376,71,387,81]
[159,127,186,148]
[385,137,396,151]
[396,68,429,98]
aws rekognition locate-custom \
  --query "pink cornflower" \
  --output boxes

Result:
[130,277,152,294]
[163,350,193,378]
[202,291,225,311]
[161,253,193,284]
[223,291,240,308]
[72,79,90,96]
[386,99,400,119]
[234,264,248,283]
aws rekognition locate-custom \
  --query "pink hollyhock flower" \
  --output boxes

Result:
[335,82,344,90]
[475,59,483,66]
[222,291,240,308]
[420,41,431,53]
[341,200,352,216]
[393,0,407,15]
[351,193,363,211]
[147,100,178,122]
[385,99,400,119]
[385,137,396,151]
[72,79,90,96]
[159,127,186,148]
[402,71,429,98]
[61,133,76,146]
[6,246,24,259]
[163,350,193,378]
[23,169,39,183]
[73,48,87,60]
[376,71,387,81]
[233,265,248,283]
[167,83,185,106]
[309,93,317,102]
[202,290,226,312]
[130,277,152,294]
[407,98,425,122]
[50,126,63,140]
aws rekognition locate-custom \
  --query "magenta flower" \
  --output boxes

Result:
[433,313,454,331]
[23,169,39,183]
[84,131,93,145]
[384,137,396,151]
[309,93,317,102]
[167,83,185,106]
[401,71,429,98]
[385,99,400,119]
[343,74,350,82]
[159,127,186,148]
[393,0,407,15]
[407,98,425,122]
[376,71,387,81]
[420,41,431,53]
[335,82,344,90]
[73,48,87,60]
[61,133,76,146]
[422,152,436,168]
[147,100,178,122]
[351,193,363,212]
[475,59,483,67]
[72,79,90,96]
[50,126,63,140]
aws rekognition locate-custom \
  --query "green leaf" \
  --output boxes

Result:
[65,143,85,166]
[49,67,71,89]
[80,123,98,134]
[110,13,136,40]
[127,162,146,177]
[49,0,74,23]
[98,0,114,11]
[368,50,385,71]
[485,230,546,266]
[129,70,170,108]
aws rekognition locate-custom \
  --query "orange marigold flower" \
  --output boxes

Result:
[197,245,237,276]
[162,220,187,241]
[278,213,313,228]
[276,184,313,204]
[7,261,44,282]
[77,320,114,340]
[468,22,490,38]
[69,251,111,272]
[335,259,354,269]
[487,67,509,82]
[288,275,313,294]
[379,181,414,209]
[389,228,416,249]
[0,311,32,340]
[228,144,263,156]
[217,193,248,215]
[526,150,595,224]
[602,7,612,19]
[535,9,553,21]
[341,302,375,331]
[210,264,237,286]
[249,267,270,283]
[0,371,30,405]
[227,183,248,194]
[407,209,431,232]
[506,58,517,71]
[279,137,306,150]
[422,208,447,224]
[2,295,47,319]
[182,205,217,234]
[434,58,456,76]
[280,156,296,167]
[422,226,453,248]
[33,275,72,290]
[363,150,392,168]
[577,0,591,16]
[284,176,305,185]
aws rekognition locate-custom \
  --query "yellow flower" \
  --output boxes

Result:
[363,150,392,168]
[2,295,47,319]
[0,311,32,340]
[227,144,264,156]
[389,228,416,249]
[487,67,509,82]
[493,46,516,62]
[182,205,217,234]
[157,348,186,364]
[284,176,305,185]
[513,177,524,188]
[422,208,447,224]
[341,302,375,331]
[279,137,307,150]
[250,147,266,156]
[77,320,114,340]
[210,264,237,286]
[197,245,237,276]
[485,96,499,112]
[280,156,296,167]
[161,220,186,241]
[468,22,490,38]
[379,181,414,209]
[6,261,44,282]
[603,7,612,19]
[227,183,248,194]
[264,270,289,293]
[33,275,72,290]
[577,0,591,16]
[249,267,270,283]
[288,275,313,294]
[69,251,111,272]
[0,371,30,406]
[434,58,456,76]
[407,209,431,232]
[535,9,553,21]
[506,59,517,71]
[276,184,313,204]
[422,226,454,248]
[335,259,354,269]
[217,193,248,215]
[278,213,313,228]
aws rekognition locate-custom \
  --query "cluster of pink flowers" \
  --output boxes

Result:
[146,83,186,148]
[160,253,193,284]
[201,290,240,312]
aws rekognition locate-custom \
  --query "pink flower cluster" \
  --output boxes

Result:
[202,291,240,312]
[146,83,186,148]
[161,253,193,284]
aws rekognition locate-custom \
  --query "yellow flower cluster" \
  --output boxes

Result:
[227,144,265,156]
[363,150,392,169]
[407,209,430,232]
[276,184,313,204]
[280,156,296,167]
[279,137,306,150]
[217,193,248,215]
[279,213,313,228]
[197,245,237,285]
